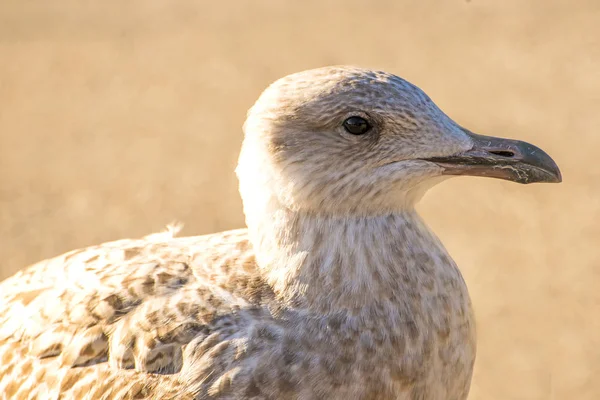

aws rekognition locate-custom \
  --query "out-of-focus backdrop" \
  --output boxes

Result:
[0,0,597,398]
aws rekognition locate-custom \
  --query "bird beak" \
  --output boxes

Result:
[424,129,562,184]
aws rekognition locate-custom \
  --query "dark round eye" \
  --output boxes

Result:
[343,116,371,135]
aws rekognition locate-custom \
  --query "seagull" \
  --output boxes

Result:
[0,66,561,400]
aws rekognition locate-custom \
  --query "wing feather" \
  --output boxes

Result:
[0,228,272,399]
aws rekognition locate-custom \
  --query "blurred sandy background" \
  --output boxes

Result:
[0,0,598,398]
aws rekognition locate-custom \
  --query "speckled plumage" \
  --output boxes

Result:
[0,66,525,399]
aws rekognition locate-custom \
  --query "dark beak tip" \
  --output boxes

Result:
[527,166,562,184]
[554,176,563,184]
[520,144,562,184]
[549,163,563,184]
[544,166,562,184]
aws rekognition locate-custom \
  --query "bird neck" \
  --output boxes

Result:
[250,209,458,313]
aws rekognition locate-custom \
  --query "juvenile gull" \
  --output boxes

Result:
[0,66,561,399]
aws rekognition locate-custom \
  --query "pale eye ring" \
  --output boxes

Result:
[343,116,371,135]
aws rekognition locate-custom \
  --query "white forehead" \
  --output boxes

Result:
[248,66,440,123]
[271,66,425,98]
[259,66,430,106]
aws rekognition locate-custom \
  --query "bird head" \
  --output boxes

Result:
[237,66,561,219]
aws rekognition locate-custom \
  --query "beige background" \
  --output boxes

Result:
[0,0,598,398]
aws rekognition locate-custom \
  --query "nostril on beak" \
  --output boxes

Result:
[488,150,516,158]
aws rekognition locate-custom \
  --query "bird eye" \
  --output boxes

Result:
[343,116,371,135]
